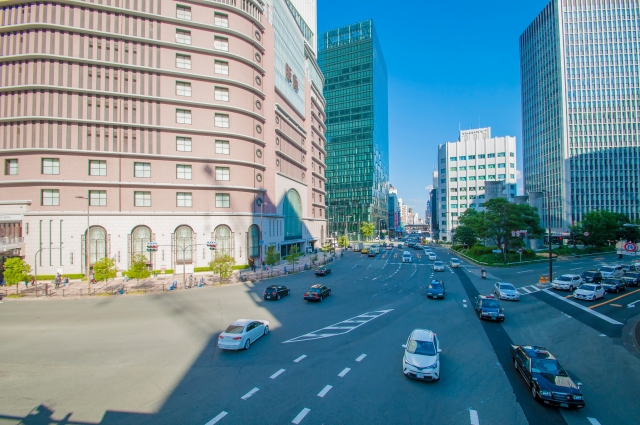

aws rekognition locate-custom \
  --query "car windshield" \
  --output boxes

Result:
[429,283,443,289]
[600,267,615,272]
[224,325,245,334]
[626,273,639,278]
[531,359,567,376]
[580,284,596,291]
[482,299,499,308]
[582,272,596,277]
[435,262,443,266]
[308,288,321,293]
[499,283,515,290]
[558,276,572,281]
[407,339,436,356]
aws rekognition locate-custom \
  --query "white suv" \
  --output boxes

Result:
[552,274,583,291]
[402,329,441,381]
[402,251,412,263]
[599,265,624,278]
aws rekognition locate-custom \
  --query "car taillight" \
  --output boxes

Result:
[233,337,242,340]
[313,294,318,298]
[218,335,224,339]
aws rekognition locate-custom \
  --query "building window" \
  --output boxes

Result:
[89,190,107,206]
[497,152,506,157]
[498,163,506,168]
[42,158,60,175]
[510,163,515,168]
[89,160,106,176]
[459,166,466,171]
[450,188,457,192]
[176,29,191,45]
[468,155,476,159]
[440,159,445,163]
[478,165,486,169]
[214,13,229,27]
[176,81,192,97]
[214,87,229,101]
[459,156,467,160]
[134,162,151,178]
[479,186,485,191]
[176,109,192,124]
[215,167,230,181]
[469,187,476,191]
[488,164,496,169]
[451,204,458,209]
[440,168,446,173]
[215,60,229,75]
[487,153,495,158]
[177,192,192,207]
[460,204,467,208]
[214,114,229,128]
[215,140,230,154]
[176,164,192,180]
[450,178,457,182]
[478,154,486,159]
[459,177,467,181]
[176,54,191,69]
[469,176,476,181]
[5,159,18,175]
[488,175,496,180]
[176,5,191,20]
[450,196,458,201]
[216,193,230,208]
[468,165,476,170]
[510,152,515,157]
[441,197,446,201]
[134,191,151,207]
[42,189,60,206]
[450,167,457,171]
[510,174,515,179]
[498,174,506,179]
[214,36,229,51]
[450,157,457,161]
[177,137,192,152]
[440,179,445,184]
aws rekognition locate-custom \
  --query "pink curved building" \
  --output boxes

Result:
[0,0,327,276]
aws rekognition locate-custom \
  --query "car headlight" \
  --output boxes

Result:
[425,361,438,369]
[403,357,416,367]
[572,395,583,400]
[539,390,552,397]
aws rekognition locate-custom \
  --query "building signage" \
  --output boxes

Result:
[0,214,22,223]
[285,64,299,92]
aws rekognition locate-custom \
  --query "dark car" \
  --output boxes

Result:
[621,264,638,273]
[304,284,331,302]
[510,345,585,408]
[474,295,505,321]
[427,280,446,299]
[315,265,331,276]
[263,285,290,300]
[407,242,415,248]
[601,277,626,293]
[580,270,602,284]
[622,272,640,287]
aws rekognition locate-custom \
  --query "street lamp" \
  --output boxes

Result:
[75,195,90,293]
[541,190,553,283]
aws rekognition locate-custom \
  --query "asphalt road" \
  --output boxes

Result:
[0,247,639,425]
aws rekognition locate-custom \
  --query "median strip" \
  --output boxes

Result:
[542,290,623,325]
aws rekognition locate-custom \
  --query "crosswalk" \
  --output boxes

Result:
[516,284,542,296]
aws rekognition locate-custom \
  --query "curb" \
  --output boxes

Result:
[634,320,640,353]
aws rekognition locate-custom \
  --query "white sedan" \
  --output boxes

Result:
[450,258,461,268]
[433,261,445,272]
[402,329,441,381]
[428,253,437,261]
[218,319,269,350]
[573,284,605,301]
[494,282,520,301]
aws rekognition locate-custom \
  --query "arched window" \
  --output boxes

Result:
[87,226,107,265]
[131,225,152,263]
[175,225,193,263]
[215,225,232,257]
[283,189,302,240]
[248,224,260,258]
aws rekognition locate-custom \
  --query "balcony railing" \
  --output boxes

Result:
[0,237,24,246]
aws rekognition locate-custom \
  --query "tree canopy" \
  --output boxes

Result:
[337,235,349,248]
[126,254,151,282]
[283,245,303,271]
[3,257,31,286]
[93,257,117,283]
[360,222,375,239]
[570,210,638,248]
[209,253,235,279]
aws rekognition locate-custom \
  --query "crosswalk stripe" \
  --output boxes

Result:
[520,287,532,293]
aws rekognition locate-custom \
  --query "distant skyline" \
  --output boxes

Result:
[317,0,550,219]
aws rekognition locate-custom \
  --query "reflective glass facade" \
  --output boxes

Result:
[318,20,389,238]
[521,0,640,231]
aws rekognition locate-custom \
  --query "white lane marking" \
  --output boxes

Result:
[270,369,286,379]
[529,285,541,292]
[599,334,606,337]
[572,262,583,265]
[283,310,393,343]
[628,300,640,308]
[469,409,479,425]
[516,270,534,274]
[570,267,582,270]
[294,355,307,362]
[292,408,311,424]
[587,419,602,425]
[241,387,259,400]
[373,293,378,297]
[520,286,532,293]
[317,385,333,397]
[543,289,623,325]
[356,354,367,362]
[338,367,351,377]
[204,411,228,425]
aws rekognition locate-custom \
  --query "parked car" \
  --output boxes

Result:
[450,258,461,268]
[494,282,520,301]
[551,274,583,291]
[474,295,505,321]
[580,270,602,284]
[601,277,626,294]
[427,280,445,299]
[510,345,585,408]
[315,265,331,276]
[402,329,441,381]
[599,265,624,278]
[263,285,290,300]
[621,264,638,273]
[622,271,640,287]
[433,261,445,272]
[218,319,269,351]
[573,284,605,301]
[304,284,331,302]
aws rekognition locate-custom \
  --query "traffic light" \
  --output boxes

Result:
[207,241,217,251]
[146,242,159,252]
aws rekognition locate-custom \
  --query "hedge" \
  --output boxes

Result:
[36,274,85,280]
[151,269,173,274]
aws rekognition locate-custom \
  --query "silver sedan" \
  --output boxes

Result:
[218,319,270,350]
[493,282,520,301]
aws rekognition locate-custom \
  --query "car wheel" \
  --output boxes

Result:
[264,326,269,335]
[531,386,538,399]
[244,339,251,350]
[319,295,323,302]
[277,294,280,300]
[514,358,518,370]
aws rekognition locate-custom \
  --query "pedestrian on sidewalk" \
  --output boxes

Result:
[0,278,5,287]
[64,276,69,286]
[30,276,35,287]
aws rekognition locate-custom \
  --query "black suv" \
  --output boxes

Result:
[304,284,331,302]
[581,270,602,284]
[601,277,626,293]
[622,271,640,287]
[263,285,290,300]
[474,295,505,321]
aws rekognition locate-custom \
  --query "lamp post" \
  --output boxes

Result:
[75,195,90,293]
[542,190,553,283]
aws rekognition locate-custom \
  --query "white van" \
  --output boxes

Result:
[370,244,380,254]
[402,251,412,263]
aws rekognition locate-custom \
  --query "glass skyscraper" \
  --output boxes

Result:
[318,20,389,239]
[520,0,639,232]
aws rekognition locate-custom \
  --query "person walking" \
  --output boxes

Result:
[64,276,69,287]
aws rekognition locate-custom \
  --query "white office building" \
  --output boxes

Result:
[437,128,518,241]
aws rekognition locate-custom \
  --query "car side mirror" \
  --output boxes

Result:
[576,382,582,388]
[437,349,442,353]
[401,344,407,349]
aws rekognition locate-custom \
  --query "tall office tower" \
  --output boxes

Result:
[0,0,327,275]
[437,128,517,242]
[521,0,640,232]
[318,19,389,240]
[388,185,399,238]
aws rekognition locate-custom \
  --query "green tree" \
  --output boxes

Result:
[283,245,303,272]
[360,222,375,240]
[337,235,349,248]
[310,254,319,267]
[209,253,235,280]
[126,254,151,282]
[573,210,634,249]
[453,225,477,248]
[92,257,117,284]
[3,258,31,294]
[264,246,280,266]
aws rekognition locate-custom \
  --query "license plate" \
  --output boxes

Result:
[417,373,424,379]
[560,403,569,408]
[266,296,271,299]
[491,317,496,320]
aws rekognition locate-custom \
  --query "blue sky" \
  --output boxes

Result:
[317,0,550,218]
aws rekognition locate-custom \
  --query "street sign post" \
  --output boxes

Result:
[624,242,637,252]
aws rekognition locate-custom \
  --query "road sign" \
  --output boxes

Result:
[624,242,637,252]
[584,232,590,237]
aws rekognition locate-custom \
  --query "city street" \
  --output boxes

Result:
[1,247,640,425]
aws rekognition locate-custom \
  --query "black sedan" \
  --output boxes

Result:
[474,295,505,321]
[263,285,290,300]
[510,345,584,408]
[622,272,640,287]
[601,277,626,293]
[427,280,445,299]
[315,265,331,276]
[304,284,331,302]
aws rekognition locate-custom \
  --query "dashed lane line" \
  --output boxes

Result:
[590,287,640,309]
[292,408,311,424]
[542,289,623,325]
[587,418,602,425]
[241,387,259,400]
[516,270,534,274]
[356,354,367,362]
[270,369,286,379]
[317,385,333,398]
[338,367,351,377]
[520,286,532,294]
[283,311,393,343]
[294,355,307,362]
[204,411,228,425]
[469,409,479,425]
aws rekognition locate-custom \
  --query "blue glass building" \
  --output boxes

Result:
[521,0,640,231]
[318,20,389,238]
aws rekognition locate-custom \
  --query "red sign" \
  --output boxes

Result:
[285,64,292,82]
[285,64,299,92]
[293,75,299,92]
[624,242,637,252]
